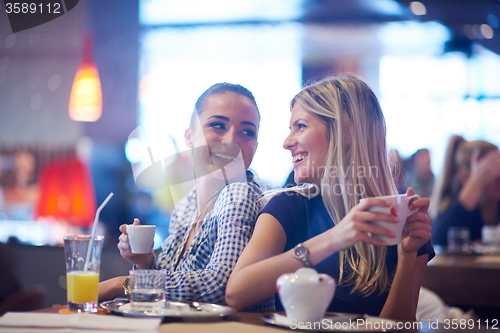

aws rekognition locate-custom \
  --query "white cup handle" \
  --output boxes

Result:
[408,194,420,215]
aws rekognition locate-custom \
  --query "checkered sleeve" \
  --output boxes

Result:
[163,182,264,304]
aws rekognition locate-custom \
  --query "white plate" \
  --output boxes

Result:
[101,299,236,320]
[261,312,400,332]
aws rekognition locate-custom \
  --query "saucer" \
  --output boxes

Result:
[59,308,109,315]
[101,299,235,320]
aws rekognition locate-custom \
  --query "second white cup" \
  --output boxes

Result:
[127,225,156,254]
[368,194,420,245]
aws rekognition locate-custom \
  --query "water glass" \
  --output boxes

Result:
[447,227,470,254]
[129,269,166,314]
[64,235,104,313]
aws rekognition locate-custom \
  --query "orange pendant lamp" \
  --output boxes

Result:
[69,33,102,122]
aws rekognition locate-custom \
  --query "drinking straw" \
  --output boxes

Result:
[84,192,114,271]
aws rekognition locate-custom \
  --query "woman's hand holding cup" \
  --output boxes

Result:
[367,191,421,246]
[328,197,400,252]
[118,218,155,269]
[399,188,432,256]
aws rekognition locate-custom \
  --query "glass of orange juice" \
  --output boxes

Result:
[63,235,104,313]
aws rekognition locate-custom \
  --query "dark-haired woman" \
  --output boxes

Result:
[99,83,268,307]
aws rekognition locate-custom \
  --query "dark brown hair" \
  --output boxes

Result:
[190,83,260,128]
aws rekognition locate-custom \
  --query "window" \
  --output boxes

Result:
[379,21,500,171]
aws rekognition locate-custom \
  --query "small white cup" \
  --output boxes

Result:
[481,225,499,254]
[277,268,336,323]
[368,194,420,245]
[126,225,156,254]
[482,225,499,245]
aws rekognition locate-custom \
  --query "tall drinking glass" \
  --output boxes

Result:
[63,235,104,313]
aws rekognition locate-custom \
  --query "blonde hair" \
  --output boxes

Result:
[291,75,397,296]
[429,135,498,218]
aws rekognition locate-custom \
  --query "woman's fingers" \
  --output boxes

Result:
[118,221,134,255]
[118,223,128,234]
[333,222,389,247]
[119,218,141,234]
[406,206,431,226]
[353,210,399,224]
[409,197,430,213]
[336,199,400,245]
[471,147,481,170]
[118,234,127,244]
[117,235,131,254]
[336,212,396,245]
[353,230,389,247]
[404,220,432,233]
[357,197,391,211]
[352,219,396,237]
[338,196,431,249]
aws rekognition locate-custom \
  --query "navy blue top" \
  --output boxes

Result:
[261,191,435,316]
[432,198,483,246]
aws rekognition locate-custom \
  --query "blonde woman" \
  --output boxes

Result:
[430,135,500,246]
[225,75,434,321]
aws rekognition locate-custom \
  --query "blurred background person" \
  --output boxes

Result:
[0,151,38,221]
[430,135,500,247]
[404,148,435,198]
[389,149,407,194]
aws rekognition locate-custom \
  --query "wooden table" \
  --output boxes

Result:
[421,254,500,320]
[32,306,497,332]
[422,254,500,308]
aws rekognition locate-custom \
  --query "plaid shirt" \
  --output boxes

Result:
[155,182,273,308]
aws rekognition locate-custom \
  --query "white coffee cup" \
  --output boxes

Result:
[368,194,420,245]
[277,268,336,323]
[482,225,499,246]
[126,225,156,254]
[481,225,500,254]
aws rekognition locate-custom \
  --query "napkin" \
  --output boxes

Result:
[0,312,161,333]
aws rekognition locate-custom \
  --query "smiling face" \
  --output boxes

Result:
[185,91,259,180]
[283,103,329,186]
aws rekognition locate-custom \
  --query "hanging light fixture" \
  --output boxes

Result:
[69,33,102,122]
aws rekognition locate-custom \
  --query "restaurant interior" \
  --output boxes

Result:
[0,0,499,324]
